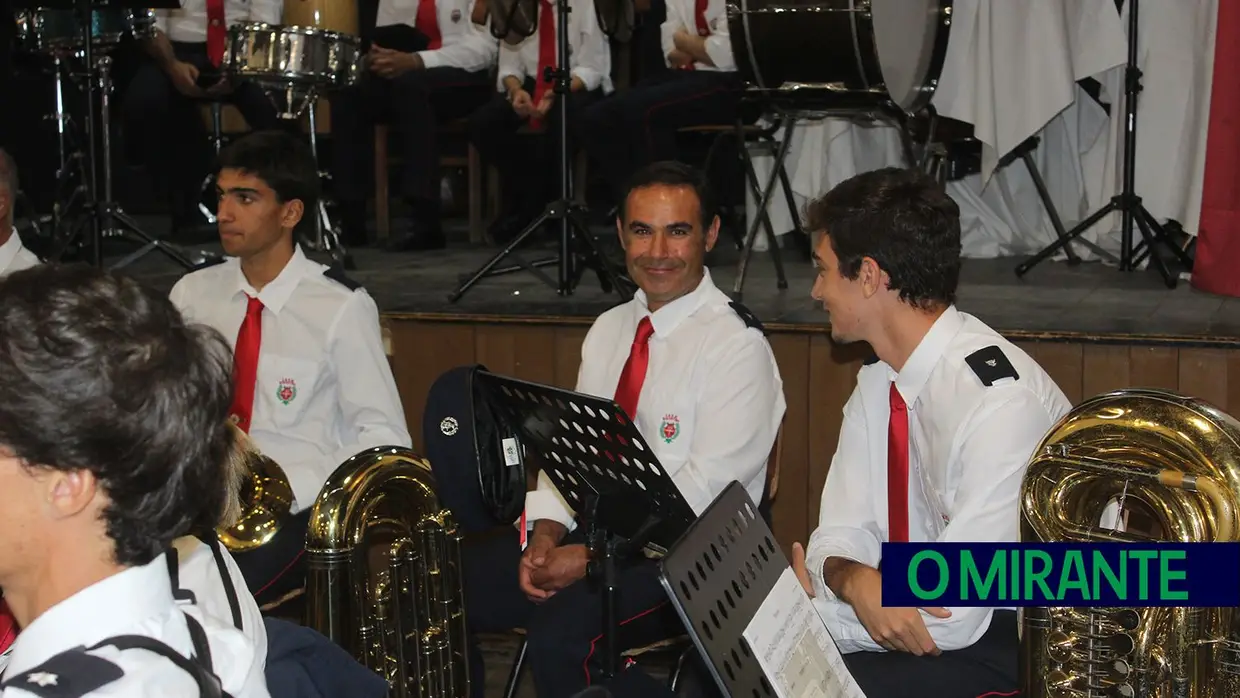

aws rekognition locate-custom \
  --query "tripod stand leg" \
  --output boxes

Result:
[107,209,205,271]
[448,207,561,302]
[568,206,624,294]
[1136,207,1194,269]
[1015,199,1119,277]
[1129,208,1177,288]
[734,127,793,298]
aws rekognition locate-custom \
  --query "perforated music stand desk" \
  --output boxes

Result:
[472,370,698,678]
[658,481,797,698]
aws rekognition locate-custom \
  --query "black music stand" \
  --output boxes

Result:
[659,482,863,698]
[448,0,631,304]
[1014,0,1192,287]
[472,370,697,679]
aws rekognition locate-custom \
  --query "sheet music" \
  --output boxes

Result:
[742,568,868,698]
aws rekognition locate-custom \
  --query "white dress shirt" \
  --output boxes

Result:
[170,537,267,668]
[659,0,734,72]
[495,0,612,94]
[169,246,413,511]
[805,306,1071,654]
[0,556,269,697]
[0,230,39,278]
[376,0,498,72]
[525,269,786,528]
[154,0,284,44]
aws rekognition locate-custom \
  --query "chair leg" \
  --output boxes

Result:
[503,637,528,698]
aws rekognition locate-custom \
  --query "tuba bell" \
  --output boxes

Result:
[215,422,295,552]
[304,446,470,698]
[1019,388,1240,698]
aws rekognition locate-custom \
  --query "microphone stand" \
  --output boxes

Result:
[449,0,630,303]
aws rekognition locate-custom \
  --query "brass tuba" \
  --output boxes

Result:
[215,423,295,552]
[304,446,470,698]
[1019,388,1240,698]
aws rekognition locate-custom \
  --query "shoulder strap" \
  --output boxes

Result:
[204,537,244,632]
[88,631,231,698]
[165,548,197,605]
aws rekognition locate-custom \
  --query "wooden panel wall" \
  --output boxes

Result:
[385,318,1240,556]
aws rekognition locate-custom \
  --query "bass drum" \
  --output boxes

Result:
[728,0,953,113]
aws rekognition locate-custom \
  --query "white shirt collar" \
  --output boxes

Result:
[5,555,176,678]
[229,245,312,315]
[0,229,25,274]
[889,305,966,407]
[632,267,719,339]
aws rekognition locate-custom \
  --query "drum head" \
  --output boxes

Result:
[871,0,950,112]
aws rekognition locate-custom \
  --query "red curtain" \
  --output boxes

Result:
[1192,0,1240,296]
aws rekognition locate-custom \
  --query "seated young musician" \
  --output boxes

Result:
[577,0,742,202]
[331,0,498,251]
[0,265,268,697]
[430,161,786,698]
[791,168,1072,698]
[170,130,412,608]
[466,0,612,244]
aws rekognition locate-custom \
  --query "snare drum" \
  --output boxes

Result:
[728,0,952,113]
[222,22,362,89]
[14,7,151,54]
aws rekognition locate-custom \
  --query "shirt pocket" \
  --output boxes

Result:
[257,355,322,429]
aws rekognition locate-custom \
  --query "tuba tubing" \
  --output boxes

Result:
[305,446,470,698]
[1019,388,1240,698]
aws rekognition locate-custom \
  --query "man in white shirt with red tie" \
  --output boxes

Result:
[466,0,611,244]
[789,167,1071,698]
[170,131,412,609]
[331,0,497,251]
[122,0,284,236]
[0,149,39,278]
[436,161,785,698]
[577,0,743,203]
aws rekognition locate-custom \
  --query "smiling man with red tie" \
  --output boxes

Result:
[121,0,283,236]
[466,0,611,244]
[330,0,498,251]
[442,161,785,698]
[790,167,1071,698]
[170,131,412,610]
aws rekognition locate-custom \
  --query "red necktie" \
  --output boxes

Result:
[229,296,263,434]
[206,0,226,67]
[613,317,654,420]
[694,0,709,35]
[887,382,910,543]
[529,0,556,130]
[417,0,443,50]
[0,598,16,656]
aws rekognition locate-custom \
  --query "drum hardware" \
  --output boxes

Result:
[196,101,227,225]
[449,0,632,304]
[220,22,363,270]
[1014,0,1192,288]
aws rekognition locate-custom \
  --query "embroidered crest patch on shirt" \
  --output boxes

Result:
[660,414,681,443]
[277,378,297,405]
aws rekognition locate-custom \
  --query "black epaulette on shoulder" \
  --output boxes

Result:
[863,352,880,366]
[965,345,1020,386]
[728,301,765,334]
[323,265,362,291]
[2,649,125,697]
[192,255,227,271]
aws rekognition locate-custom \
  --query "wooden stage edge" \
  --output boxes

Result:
[383,312,1240,554]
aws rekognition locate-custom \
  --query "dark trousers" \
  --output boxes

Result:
[579,70,742,201]
[842,610,1019,698]
[121,41,279,209]
[467,79,602,220]
[432,456,682,698]
[231,509,312,609]
[329,66,492,212]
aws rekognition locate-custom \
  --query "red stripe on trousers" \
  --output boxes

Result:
[582,601,670,686]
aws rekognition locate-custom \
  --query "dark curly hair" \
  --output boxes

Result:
[0,264,234,566]
[806,167,961,310]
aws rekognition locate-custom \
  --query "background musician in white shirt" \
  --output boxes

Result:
[0,149,37,278]
[791,168,1071,698]
[0,264,268,697]
[466,0,611,244]
[577,0,743,203]
[331,0,497,251]
[170,131,412,608]
[437,161,785,698]
[121,0,283,235]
